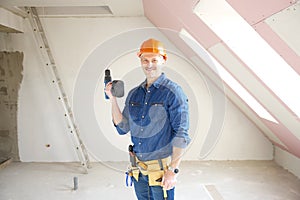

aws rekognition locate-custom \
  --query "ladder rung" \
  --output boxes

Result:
[58,95,68,101]
[60,92,67,97]
[54,78,61,83]
[65,112,73,118]
[31,14,38,18]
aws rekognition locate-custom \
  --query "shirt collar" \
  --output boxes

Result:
[140,73,166,89]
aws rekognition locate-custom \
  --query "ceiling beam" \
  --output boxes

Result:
[0,7,24,33]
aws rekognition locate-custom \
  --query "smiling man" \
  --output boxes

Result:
[105,38,190,200]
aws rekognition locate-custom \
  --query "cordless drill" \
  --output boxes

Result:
[104,69,112,99]
[104,69,124,99]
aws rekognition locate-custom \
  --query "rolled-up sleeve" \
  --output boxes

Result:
[168,86,191,148]
[115,117,129,135]
[114,98,130,135]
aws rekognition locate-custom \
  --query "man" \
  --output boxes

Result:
[105,38,190,200]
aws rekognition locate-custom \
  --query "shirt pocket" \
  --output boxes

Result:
[149,102,167,124]
[151,102,164,107]
[129,101,142,121]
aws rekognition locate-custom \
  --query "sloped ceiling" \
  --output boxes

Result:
[143,0,300,158]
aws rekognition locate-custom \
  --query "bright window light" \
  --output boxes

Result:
[194,0,300,118]
[179,29,278,123]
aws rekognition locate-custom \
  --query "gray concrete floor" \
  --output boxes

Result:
[0,161,299,200]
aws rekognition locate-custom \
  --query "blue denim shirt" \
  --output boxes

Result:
[115,73,190,161]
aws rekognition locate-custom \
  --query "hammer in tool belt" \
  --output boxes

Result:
[128,145,137,167]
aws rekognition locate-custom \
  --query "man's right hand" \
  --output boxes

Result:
[105,81,123,125]
[104,82,114,99]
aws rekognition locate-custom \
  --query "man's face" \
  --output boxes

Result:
[140,53,165,79]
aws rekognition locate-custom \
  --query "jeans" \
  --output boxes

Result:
[133,173,175,200]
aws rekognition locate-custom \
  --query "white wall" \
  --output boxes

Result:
[0,15,273,162]
[275,147,300,179]
[205,99,273,160]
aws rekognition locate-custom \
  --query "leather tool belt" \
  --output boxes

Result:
[128,156,170,186]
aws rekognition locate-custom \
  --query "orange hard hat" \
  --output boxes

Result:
[137,38,167,60]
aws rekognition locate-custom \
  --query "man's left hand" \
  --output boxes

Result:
[161,170,177,190]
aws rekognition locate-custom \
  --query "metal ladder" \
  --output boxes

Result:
[25,7,90,173]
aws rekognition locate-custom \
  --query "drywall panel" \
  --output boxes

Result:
[205,99,273,160]
[265,2,300,57]
[275,147,300,178]
[226,0,293,25]
[254,21,300,75]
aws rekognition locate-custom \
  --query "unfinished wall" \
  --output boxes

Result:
[0,51,23,162]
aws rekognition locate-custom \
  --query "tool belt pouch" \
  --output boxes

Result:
[132,168,140,182]
[148,170,164,186]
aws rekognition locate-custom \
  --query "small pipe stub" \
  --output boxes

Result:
[73,176,78,190]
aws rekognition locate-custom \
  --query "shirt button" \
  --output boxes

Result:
[142,116,144,119]
[139,142,141,145]
[147,90,150,93]
[141,128,143,131]
[145,102,148,105]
